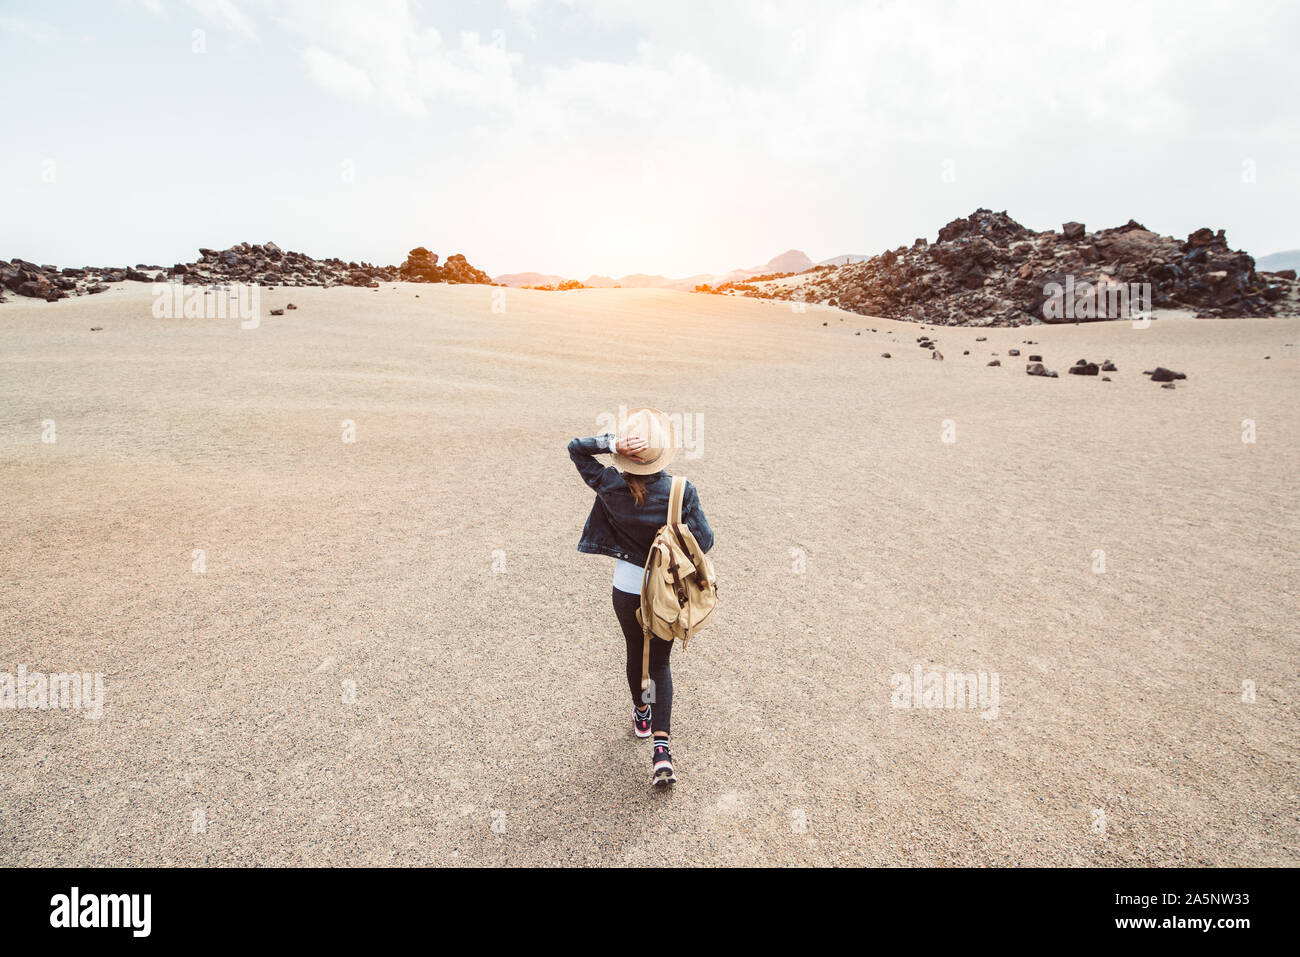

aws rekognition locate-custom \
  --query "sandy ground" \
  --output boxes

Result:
[1,282,1297,867]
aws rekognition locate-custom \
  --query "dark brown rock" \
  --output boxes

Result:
[1147,367,1186,382]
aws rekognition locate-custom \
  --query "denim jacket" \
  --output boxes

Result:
[568,434,714,565]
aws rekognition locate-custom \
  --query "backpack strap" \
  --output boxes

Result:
[641,625,652,692]
[668,475,685,526]
[638,478,686,692]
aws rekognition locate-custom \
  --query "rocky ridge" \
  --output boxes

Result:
[1,243,492,303]
[712,209,1298,326]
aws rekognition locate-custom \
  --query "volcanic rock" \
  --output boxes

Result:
[1147,367,1187,382]
[701,208,1291,325]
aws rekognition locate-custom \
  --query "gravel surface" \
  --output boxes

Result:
[1,283,1296,865]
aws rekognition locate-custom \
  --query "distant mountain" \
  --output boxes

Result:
[1257,250,1300,272]
[493,271,566,287]
[494,249,816,290]
[816,254,871,266]
[713,249,814,285]
[760,249,815,273]
[599,273,674,288]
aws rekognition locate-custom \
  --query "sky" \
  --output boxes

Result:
[2,0,1298,278]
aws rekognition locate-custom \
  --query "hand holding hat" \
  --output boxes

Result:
[610,407,677,475]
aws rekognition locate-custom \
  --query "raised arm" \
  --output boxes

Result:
[567,434,619,491]
[682,481,714,552]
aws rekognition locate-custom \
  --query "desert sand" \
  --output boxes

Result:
[1,282,1296,866]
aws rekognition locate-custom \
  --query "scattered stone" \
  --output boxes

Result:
[1026,362,1053,377]
[286,303,297,310]
[1147,367,1187,382]
[270,308,284,316]
[1162,382,1176,389]
[1008,348,1020,356]
[1028,354,1042,361]
[881,353,891,358]
[932,350,943,360]
[1069,362,1100,376]
[90,326,102,331]
[1100,360,1117,371]
[987,359,1001,366]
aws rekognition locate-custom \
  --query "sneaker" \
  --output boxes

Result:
[650,739,677,786]
[633,704,652,739]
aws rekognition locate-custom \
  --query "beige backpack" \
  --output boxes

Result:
[636,476,718,691]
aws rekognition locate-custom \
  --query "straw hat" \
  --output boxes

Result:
[611,407,678,475]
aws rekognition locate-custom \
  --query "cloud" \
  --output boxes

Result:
[302,45,375,103]
[0,15,52,42]
[185,0,257,39]
[98,0,1300,274]
[272,0,520,117]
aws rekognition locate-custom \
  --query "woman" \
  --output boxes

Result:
[567,407,714,786]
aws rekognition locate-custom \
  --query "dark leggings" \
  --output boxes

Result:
[612,588,674,735]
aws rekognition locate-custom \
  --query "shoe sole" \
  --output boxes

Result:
[650,762,677,786]
[634,727,652,738]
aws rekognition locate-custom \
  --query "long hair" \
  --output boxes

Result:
[623,472,648,506]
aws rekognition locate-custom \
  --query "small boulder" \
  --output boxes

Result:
[987,359,1001,366]
[1147,367,1186,382]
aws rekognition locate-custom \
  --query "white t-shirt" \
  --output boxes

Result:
[613,558,644,595]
